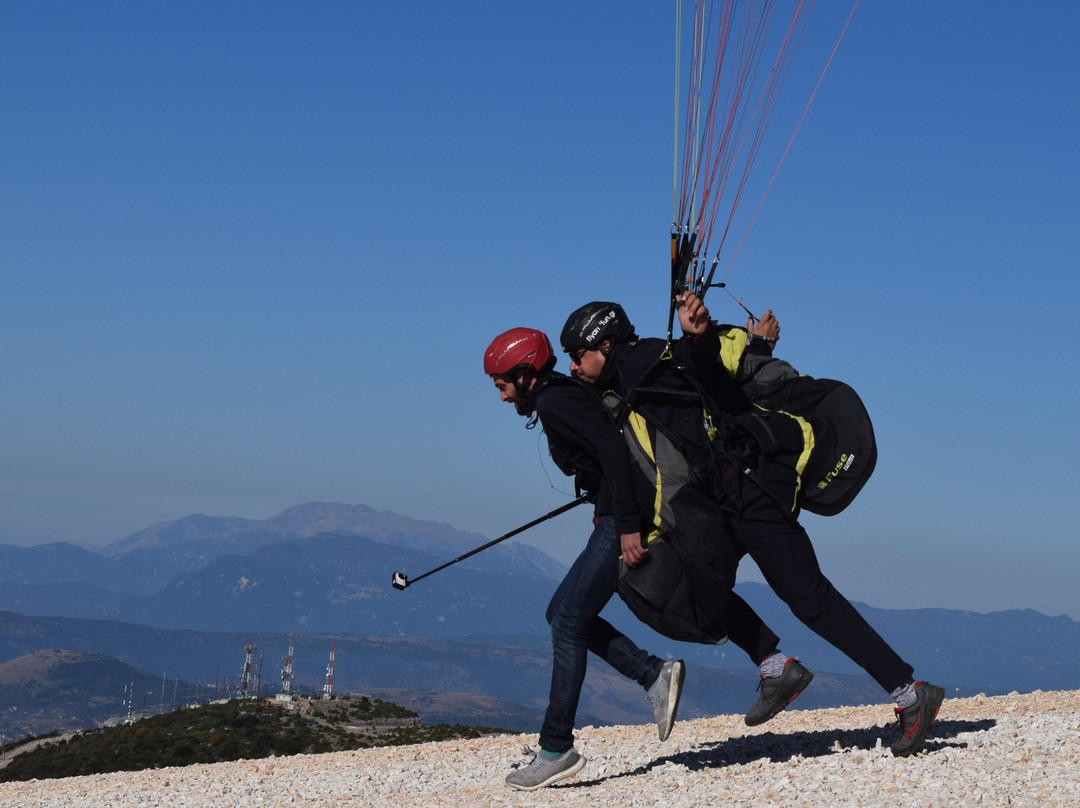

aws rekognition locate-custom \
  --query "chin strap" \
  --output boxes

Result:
[517,370,540,429]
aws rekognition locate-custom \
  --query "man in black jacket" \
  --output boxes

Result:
[560,295,945,758]
[483,327,684,791]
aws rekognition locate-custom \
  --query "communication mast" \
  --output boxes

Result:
[123,680,135,724]
[322,641,336,700]
[281,632,295,696]
[238,641,256,699]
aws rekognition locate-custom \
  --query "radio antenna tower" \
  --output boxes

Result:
[238,641,256,699]
[281,632,295,696]
[123,680,135,724]
[322,641,336,700]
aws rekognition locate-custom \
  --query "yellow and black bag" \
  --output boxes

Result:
[712,326,878,516]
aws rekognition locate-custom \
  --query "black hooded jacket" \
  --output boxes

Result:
[529,372,647,536]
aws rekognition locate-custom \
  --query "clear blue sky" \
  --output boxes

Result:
[3,2,1078,619]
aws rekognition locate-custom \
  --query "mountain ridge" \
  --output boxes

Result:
[0,502,566,596]
[1,502,1078,740]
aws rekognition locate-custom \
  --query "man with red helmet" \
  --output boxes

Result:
[483,327,685,791]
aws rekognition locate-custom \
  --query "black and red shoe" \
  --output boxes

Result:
[745,658,814,727]
[890,681,945,757]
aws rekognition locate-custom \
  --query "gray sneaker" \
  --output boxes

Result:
[505,745,586,791]
[646,659,686,741]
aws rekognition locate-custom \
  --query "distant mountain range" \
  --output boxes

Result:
[1,502,1079,738]
[0,503,566,635]
[0,503,563,593]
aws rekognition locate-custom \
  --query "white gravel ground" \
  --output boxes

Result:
[2,689,1077,807]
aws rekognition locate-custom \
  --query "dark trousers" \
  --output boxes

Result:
[723,481,914,694]
[540,515,662,753]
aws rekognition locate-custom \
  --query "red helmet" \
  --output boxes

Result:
[483,328,556,376]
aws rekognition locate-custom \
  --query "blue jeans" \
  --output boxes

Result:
[539,515,662,753]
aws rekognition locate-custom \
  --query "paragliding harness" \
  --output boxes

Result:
[532,362,736,645]
[601,330,878,645]
[707,324,878,517]
[600,346,742,646]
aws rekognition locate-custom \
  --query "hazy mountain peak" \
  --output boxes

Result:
[101,514,259,556]
[261,503,380,536]
[261,503,460,542]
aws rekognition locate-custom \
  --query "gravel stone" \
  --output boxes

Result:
[2,690,1078,807]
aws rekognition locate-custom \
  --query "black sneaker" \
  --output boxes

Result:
[744,658,814,727]
[890,681,945,757]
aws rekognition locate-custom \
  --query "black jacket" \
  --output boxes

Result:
[531,373,647,536]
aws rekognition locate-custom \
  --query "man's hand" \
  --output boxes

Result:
[621,531,648,568]
[678,291,711,335]
[748,308,780,344]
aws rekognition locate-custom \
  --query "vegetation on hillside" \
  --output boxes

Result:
[0,696,509,783]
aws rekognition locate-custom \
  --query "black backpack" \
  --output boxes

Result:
[708,326,878,516]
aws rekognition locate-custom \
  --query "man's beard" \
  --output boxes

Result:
[513,399,534,417]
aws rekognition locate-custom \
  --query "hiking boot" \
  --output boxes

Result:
[890,682,945,757]
[646,659,685,741]
[505,745,586,791]
[745,658,814,726]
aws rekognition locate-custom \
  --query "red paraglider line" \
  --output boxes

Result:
[721,0,860,285]
[671,0,859,305]
[705,0,806,261]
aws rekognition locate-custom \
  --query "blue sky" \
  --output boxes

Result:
[2,2,1078,620]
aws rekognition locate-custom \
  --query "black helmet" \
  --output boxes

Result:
[559,302,636,353]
